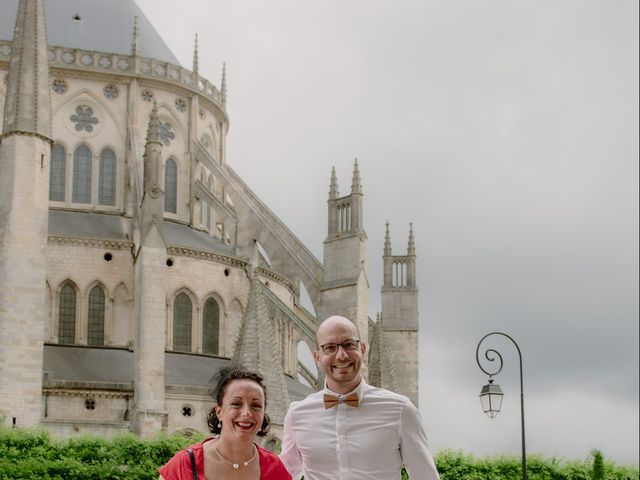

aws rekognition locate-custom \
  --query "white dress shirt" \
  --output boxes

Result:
[280,380,440,480]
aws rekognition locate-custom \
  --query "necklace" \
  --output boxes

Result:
[214,442,257,470]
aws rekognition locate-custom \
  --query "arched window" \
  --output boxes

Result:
[50,144,66,201]
[98,149,117,206]
[72,145,92,204]
[58,284,76,344]
[87,286,105,346]
[164,157,177,213]
[173,293,192,352]
[203,298,219,355]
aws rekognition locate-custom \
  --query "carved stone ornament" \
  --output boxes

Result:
[52,79,68,94]
[103,84,119,99]
[70,105,99,132]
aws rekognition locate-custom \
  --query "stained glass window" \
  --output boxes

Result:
[203,298,219,355]
[50,144,66,201]
[164,157,177,213]
[72,145,92,204]
[173,293,192,352]
[58,284,76,344]
[99,149,116,206]
[87,286,105,346]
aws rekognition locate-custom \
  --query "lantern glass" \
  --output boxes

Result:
[479,380,503,418]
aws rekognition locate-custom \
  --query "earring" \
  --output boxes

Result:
[218,422,222,428]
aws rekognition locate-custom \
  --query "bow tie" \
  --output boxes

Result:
[323,392,359,409]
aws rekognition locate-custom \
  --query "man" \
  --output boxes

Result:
[280,315,440,480]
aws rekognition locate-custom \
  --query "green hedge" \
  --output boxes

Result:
[1,426,637,480]
[433,450,639,480]
[0,426,203,480]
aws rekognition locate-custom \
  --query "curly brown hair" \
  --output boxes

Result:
[206,366,271,437]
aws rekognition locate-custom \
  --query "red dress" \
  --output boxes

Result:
[159,439,291,480]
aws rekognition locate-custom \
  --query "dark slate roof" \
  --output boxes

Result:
[48,211,235,256]
[164,220,234,255]
[48,210,130,241]
[44,344,133,385]
[0,0,180,65]
[42,345,313,401]
[164,351,229,388]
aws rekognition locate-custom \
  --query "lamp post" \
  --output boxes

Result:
[476,332,527,480]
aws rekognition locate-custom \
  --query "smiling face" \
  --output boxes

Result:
[313,315,366,394]
[215,379,265,441]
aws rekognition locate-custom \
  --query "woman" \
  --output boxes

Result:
[159,367,291,480]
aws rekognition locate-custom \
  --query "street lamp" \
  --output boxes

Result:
[476,332,527,480]
[479,378,503,418]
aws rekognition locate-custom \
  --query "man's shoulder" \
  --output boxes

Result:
[365,385,413,406]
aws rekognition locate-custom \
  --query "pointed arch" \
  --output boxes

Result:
[202,296,220,355]
[171,288,197,352]
[57,280,79,344]
[156,103,187,146]
[86,282,107,346]
[53,88,126,140]
[50,143,67,201]
[98,147,117,206]
[164,156,178,213]
[72,144,92,204]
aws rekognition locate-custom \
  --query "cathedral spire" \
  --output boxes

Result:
[368,314,399,392]
[407,223,415,256]
[143,102,162,192]
[131,16,140,56]
[232,278,291,424]
[329,166,339,199]
[384,221,392,256]
[192,33,199,74]
[145,102,161,145]
[351,158,362,194]
[221,62,227,105]
[2,0,51,139]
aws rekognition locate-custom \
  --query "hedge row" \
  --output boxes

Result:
[1,426,637,480]
[432,450,639,480]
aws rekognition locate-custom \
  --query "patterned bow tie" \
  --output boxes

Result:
[323,392,359,409]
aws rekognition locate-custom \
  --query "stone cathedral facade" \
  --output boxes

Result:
[0,0,420,442]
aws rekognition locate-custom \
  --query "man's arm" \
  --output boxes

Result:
[279,407,304,480]
[399,400,440,480]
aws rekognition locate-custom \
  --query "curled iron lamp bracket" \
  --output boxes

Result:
[476,331,521,378]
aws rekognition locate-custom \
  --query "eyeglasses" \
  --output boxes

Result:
[318,339,361,355]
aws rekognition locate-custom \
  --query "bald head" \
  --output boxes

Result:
[316,315,359,344]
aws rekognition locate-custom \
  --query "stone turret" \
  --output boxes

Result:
[131,16,139,56]
[233,270,291,426]
[131,106,169,437]
[320,160,369,373]
[192,33,199,75]
[221,62,227,106]
[381,223,419,405]
[139,102,165,237]
[0,0,52,427]
[2,0,51,139]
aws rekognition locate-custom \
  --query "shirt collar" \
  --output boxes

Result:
[323,378,368,400]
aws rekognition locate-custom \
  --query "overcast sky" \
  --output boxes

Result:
[135,0,639,464]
